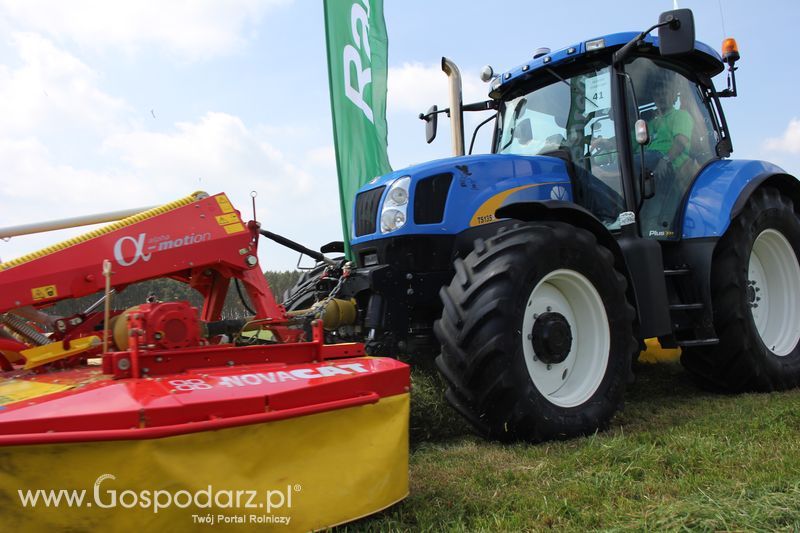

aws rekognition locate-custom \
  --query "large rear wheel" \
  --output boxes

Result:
[434,222,636,442]
[682,187,800,391]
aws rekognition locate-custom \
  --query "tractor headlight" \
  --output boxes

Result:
[380,176,411,233]
[386,186,409,207]
[381,209,406,232]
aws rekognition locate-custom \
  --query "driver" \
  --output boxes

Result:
[647,76,693,182]
[591,71,693,181]
[589,68,695,231]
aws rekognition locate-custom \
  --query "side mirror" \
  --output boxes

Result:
[658,9,695,56]
[423,105,438,144]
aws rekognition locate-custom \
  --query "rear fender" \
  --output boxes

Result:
[683,160,800,239]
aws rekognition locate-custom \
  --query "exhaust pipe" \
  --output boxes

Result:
[441,57,465,156]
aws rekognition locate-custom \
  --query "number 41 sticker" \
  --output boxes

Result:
[585,72,611,111]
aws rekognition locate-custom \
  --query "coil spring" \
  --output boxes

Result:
[0,313,50,346]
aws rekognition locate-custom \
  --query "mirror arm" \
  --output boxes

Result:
[717,64,738,98]
[462,100,498,112]
[419,100,497,121]
[418,107,450,122]
[613,19,672,65]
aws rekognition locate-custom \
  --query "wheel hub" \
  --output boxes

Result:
[746,281,757,306]
[531,312,573,364]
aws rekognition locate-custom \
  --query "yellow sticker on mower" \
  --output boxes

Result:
[0,379,74,406]
[215,213,241,226]
[31,284,58,301]
[215,194,235,214]
[223,222,246,234]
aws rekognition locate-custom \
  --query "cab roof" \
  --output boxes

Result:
[489,32,724,99]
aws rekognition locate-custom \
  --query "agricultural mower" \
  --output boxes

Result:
[0,192,409,530]
[291,9,800,442]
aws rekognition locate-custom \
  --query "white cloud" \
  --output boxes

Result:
[764,118,800,154]
[388,61,488,116]
[0,33,129,136]
[387,62,496,164]
[0,112,341,270]
[305,146,336,168]
[0,9,349,271]
[0,33,140,230]
[103,111,314,197]
[0,136,138,203]
[0,32,340,270]
[0,0,289,61]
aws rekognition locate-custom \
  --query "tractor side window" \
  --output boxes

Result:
[625,57,719,239]
[496,64,625,228]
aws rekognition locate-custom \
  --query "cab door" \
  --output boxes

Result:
[623,56,721,238]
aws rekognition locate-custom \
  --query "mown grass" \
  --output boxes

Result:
[341,362,800,531]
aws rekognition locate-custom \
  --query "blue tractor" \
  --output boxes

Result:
[295,9,800,442]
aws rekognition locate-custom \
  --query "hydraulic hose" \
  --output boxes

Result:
[259,230,336,266]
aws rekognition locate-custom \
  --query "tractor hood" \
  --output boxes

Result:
[351,153,572,244]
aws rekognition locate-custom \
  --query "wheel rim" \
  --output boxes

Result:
[522,269,610,408]
[748,229,800,355]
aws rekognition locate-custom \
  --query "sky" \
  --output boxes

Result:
[0,0,798,271]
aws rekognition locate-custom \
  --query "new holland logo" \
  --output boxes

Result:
[550,185,568,200]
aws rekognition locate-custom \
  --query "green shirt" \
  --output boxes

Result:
[649,108,693,168]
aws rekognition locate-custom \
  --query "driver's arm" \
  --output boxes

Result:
[663,110,693,168]
[666,133,689,163]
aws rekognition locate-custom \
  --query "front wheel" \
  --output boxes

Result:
[434,222,636,442]
[682,187,800,391]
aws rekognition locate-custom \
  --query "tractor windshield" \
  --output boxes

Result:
[495,62,625,227]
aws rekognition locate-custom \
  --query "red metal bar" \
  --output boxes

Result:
[200,270,230,323]
[240,257,287,321]
[0,392,381,446]
[103,338,365,379]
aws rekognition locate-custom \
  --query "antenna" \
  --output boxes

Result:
[718,0,728,42]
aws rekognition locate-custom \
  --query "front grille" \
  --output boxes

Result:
[414,173,452,224]
[355,186,385,237]
[354,235,456,271]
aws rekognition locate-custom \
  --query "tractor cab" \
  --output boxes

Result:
[488,13,729,241]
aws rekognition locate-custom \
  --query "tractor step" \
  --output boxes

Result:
[676,338,719,347]
[668,303,704,311]
[664,268,692,276]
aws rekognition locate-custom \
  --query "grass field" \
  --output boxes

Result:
[344,362,800,531]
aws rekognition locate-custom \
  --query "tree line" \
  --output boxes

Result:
[50,270,304,319]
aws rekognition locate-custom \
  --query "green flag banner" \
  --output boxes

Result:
[324,0,392,257]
